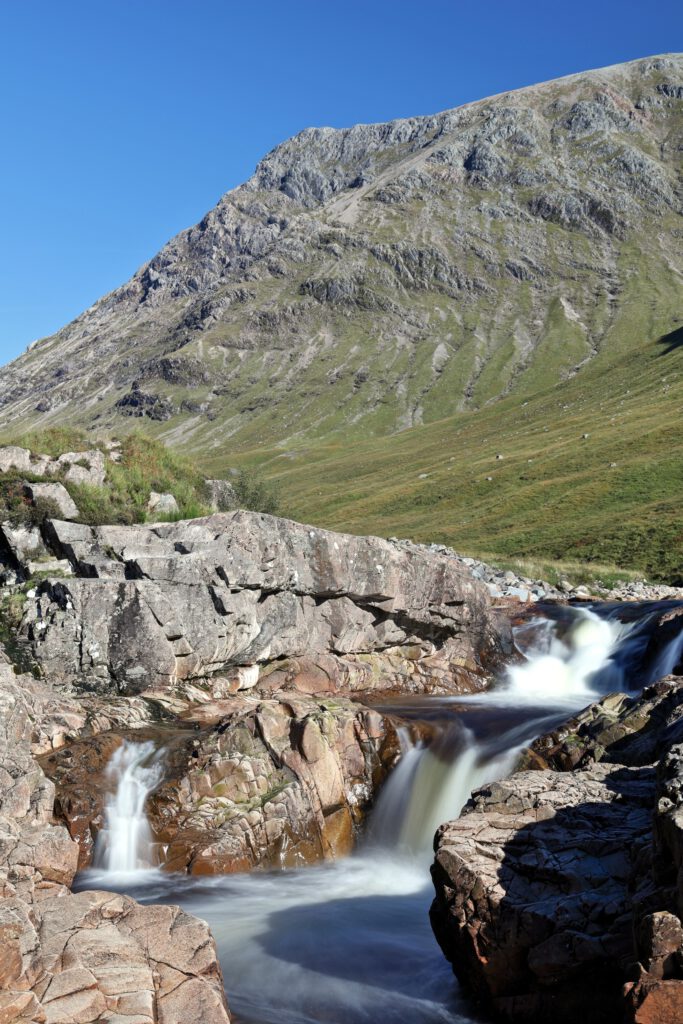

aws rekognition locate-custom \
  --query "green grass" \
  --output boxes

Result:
[198,332,683,584]
[12,426,92,458]
[0,429,280,527]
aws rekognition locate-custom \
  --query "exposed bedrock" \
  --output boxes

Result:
[42,694,400,874]
[430,678,683,1024]
[19,511,507,697]
[0,654,231,1024]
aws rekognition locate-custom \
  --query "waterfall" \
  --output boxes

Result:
[505,606,626,702]
[370,724,523,861]
[77,600,683,1024]
[650,626,683,683]
[370,606,640,862]
[94,740,163,873]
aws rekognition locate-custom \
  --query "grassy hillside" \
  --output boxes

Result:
[1,58,681,579]
[202,326,683,582]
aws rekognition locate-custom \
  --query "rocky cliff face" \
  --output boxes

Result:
[15,511,504,697]
[1,55,681,449]
[430,678,683,1024]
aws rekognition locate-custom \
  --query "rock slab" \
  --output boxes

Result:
[430,680,683,1024]
[21,511,503,697]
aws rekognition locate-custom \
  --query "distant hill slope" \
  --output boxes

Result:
[1,54,682,455]
[227,324,683,582]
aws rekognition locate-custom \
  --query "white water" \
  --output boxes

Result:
[505,606,625,704]
[82,601,683,1024]
[93,740,163,873]
[370,725,520,862]
[652,625,683,682]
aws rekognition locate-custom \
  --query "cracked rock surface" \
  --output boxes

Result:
[19,511,504,697]
[430,679,683,1024]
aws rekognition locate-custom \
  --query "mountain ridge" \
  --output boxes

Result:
[1,52,681,458]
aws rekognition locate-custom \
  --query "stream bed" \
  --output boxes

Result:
[77,601,683,1024]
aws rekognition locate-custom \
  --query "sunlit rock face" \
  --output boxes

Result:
[20,511,505,697]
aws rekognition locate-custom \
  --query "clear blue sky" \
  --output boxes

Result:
[1,0,680,366]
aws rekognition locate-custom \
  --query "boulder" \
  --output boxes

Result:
[147,490,180,517]
[0,446,31,474]
[23,482,79,521]
[54,449,106,486]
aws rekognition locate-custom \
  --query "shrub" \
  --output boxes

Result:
[0,478,61,529]
[29,497,64,528]
[230,469,280,516]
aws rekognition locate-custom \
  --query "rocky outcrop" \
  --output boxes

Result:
[0,654,231,1023]
[45,694,398,874]
[430,679,683,1024]
[18,511,504,697]
[0,446,105,487]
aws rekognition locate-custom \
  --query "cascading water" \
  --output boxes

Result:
[369,606,626,863]
[504,605,628,702]
[369,724,520,862]
[94,739,163,873]
[80,600,683,1024]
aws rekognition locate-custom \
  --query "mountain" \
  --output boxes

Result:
[1,54,683,579]
[1,54,681,455]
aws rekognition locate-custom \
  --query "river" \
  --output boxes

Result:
[77,600,683,1024]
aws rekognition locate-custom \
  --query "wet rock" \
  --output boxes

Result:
[525,679,683,772]
[48,696,398,875]
[0,654,231,1022]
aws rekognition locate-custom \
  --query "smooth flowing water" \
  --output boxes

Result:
[80,601,683,1024]
[93,739,164,873]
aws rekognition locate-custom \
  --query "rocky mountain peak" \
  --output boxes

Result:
[1,54,681,453]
